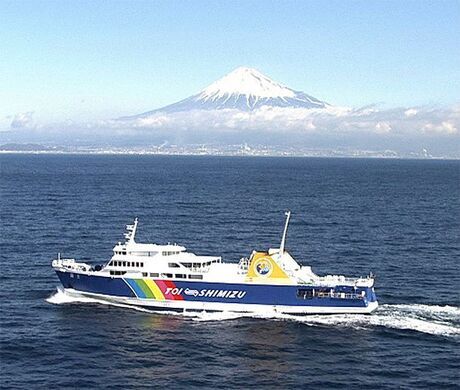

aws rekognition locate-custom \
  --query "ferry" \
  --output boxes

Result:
[52,212,378,314]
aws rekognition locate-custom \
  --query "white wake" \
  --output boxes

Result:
[47,288,460,338]
[46,287,158,314]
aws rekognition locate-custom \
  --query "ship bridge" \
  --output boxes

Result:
[102,218,221,278]
[112,218,187,258]
[112,242,186,258]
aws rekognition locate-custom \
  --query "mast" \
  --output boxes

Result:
[124,217,138,244]
[279,211,291,254]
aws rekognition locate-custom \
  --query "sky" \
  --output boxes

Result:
[1,0,459,122]
[0,1,459,157]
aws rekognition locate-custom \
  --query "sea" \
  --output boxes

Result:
[0,154,459,389]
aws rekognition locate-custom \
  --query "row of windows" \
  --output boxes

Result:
[110,270,126,276]
[111,261,144,268]
[141,272,203,280]
[180,260,220,268]
[110,270,203,280]
[114,251,182,257]
[162,251,181,256]
[111,260,218,270]
[114,251,155,257]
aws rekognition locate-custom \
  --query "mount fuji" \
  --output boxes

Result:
[127,67,329,118]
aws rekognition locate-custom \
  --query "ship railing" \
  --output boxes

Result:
[52,258,91,272]
[330,292,365,299]
[316,276,373,286]
[298,290,366,300]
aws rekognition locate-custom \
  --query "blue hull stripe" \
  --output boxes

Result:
[125,279,145,298]
[55,271,377,307]
[55,271,136,298]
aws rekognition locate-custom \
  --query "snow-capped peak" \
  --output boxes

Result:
[199,67,296,101]
[123,66,328,117]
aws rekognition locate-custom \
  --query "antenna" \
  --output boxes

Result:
[280,211,291,254]
[125,217,138,243]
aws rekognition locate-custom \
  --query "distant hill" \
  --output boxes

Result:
[0,143,53,151]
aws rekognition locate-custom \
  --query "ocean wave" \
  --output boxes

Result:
[46,288,460,337]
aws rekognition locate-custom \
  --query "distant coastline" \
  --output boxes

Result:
[0,143,457,160]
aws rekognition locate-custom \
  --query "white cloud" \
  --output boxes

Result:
[423,120,457,135]
[113,104,459,137]
[404,108,418,117]
[375,121,392,134]
[10,112,36,129]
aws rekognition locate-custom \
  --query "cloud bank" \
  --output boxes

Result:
[118,104,459,136]
[2,104,459,157]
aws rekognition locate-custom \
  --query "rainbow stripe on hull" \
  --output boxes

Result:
[125,279,184,301]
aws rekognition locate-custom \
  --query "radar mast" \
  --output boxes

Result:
[124,218,138,244]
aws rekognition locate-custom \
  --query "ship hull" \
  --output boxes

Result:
[55,270,378,315]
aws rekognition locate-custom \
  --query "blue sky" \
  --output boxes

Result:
[1,0,459,122]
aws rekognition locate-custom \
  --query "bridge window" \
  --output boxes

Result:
[162,251,180,256]
[168,263,180,268]
[110,270,126,276]
[175,274,186,279]
[129,251,150,257]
